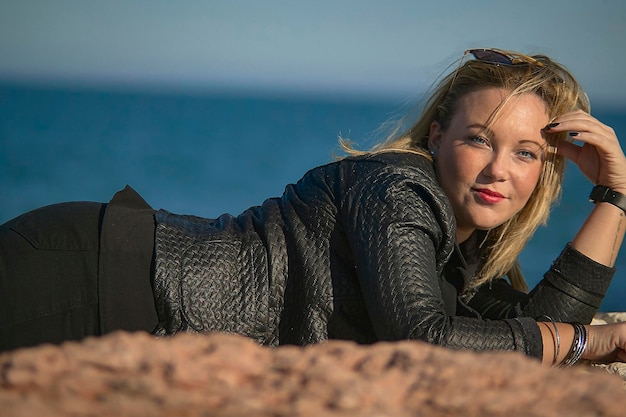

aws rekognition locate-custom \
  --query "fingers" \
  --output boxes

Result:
[552,139,597,182]
[552,137,581,161]
[585,323,626,363]
[545,110,618,152]
[544,110,626,191]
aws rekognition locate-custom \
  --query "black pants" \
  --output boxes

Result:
[0,186,158,352]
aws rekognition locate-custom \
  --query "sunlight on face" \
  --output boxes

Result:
[429,88,549,243]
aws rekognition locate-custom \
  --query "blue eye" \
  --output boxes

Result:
[517,150,538,160]
[469,136,489,145]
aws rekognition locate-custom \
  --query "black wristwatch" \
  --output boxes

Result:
[589,185,626,212]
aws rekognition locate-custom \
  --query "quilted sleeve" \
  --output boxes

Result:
[341,157,542,357]
[467,243,615,324]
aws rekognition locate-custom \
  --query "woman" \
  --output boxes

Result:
[1,48,625,367]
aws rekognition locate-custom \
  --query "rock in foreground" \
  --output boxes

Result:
[1,330,625,417]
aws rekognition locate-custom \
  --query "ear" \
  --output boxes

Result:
[428,121,443,153]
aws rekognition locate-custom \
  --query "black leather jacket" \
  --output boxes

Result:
[152,152,615,359]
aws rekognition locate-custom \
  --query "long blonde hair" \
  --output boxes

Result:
[341,49,590,292]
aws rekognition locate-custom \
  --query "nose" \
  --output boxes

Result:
[481,151,509,181]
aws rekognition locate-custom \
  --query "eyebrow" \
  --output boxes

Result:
[518,139,546,148]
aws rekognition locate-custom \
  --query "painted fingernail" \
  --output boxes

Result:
[546,122,560,129]
[569,131,579,137]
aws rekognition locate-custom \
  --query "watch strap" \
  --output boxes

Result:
[589,185,626,212]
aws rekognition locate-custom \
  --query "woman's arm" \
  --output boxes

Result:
[539,321,626,366]
[467,244,614,323]
[344,155,542,357]
[470,111,626,366]
[570,200,626,266]
[537,111,626,366]
[467,112,626,323]
[547,110,626,266]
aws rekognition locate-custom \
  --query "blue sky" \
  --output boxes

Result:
[1,0,625,105]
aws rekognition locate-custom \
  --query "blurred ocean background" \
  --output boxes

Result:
[1,82,624,312]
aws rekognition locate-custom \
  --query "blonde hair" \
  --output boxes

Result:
[341,49,590,292]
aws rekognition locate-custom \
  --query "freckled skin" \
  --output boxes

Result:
[428,88,549,243]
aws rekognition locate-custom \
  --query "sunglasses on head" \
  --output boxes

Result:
[466,48,543,67]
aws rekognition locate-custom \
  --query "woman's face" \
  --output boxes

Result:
[429,87,549,243]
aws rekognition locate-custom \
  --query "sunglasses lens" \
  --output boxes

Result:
[469,49,513,65]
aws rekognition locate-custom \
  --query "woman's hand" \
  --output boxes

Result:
[584,323,626,363]
[546,110,626,193]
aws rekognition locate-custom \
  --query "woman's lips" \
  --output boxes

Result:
[473,188,505,203]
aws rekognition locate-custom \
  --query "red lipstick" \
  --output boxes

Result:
[474,188,505,203]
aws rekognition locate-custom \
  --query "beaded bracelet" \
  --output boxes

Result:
[561,322,588,367]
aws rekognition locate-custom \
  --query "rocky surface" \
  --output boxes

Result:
[1,314,625,417]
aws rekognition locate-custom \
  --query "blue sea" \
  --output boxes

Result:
[1,82,625,311]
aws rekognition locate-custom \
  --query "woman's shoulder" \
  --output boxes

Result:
[287,151,442,209]
[340,151,438,183]
[343,150,430,164]
[294,151,438,192]
[337,151,456,261]
[292,151,436,196]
